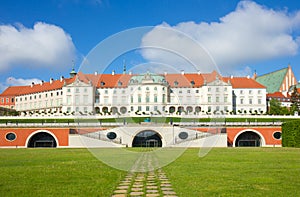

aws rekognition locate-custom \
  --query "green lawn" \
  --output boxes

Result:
[0,148,299,196]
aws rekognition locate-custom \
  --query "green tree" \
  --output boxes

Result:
[269,99,282,115]
[290,86,300,114]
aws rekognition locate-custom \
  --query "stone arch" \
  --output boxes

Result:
[26,130,59,148]
[132,130,162,147]
[233,129,266,147]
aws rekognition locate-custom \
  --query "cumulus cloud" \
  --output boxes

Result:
[0,77,42,92]
[0,22,76,71]
[141,1,300,74]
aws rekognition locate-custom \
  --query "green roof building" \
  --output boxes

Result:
[255,65,297,93]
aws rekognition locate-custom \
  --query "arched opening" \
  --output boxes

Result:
[187,106,193,113]
[120,106,127,114]
[132,130,162,147]
[195,106,201,113]
[102,107,108,113]
[169,106,175,113]
[95,107,100,114]
[27,132,57,148]
[235,131,261,147]
[111,107,118,115]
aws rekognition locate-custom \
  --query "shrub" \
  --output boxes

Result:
[282,120,300,147]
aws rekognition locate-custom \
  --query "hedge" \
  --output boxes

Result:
[282,120,300,147]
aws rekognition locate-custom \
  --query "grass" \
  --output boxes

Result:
[164,148,300,196]
[0,148,299,196]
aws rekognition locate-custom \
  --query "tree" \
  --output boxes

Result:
[290,86,300,114]
[269,99,282,115]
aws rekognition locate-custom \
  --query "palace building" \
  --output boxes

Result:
[0,69,267,116]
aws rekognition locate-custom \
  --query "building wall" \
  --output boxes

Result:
[0,128,69,147]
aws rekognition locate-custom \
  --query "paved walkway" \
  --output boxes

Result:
[112,169,177,197]
[112,152,177,197]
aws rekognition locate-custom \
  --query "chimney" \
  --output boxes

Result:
[164,71,167,76]
[247,75,250,79]
[181,70,184,75]
[112,70,115,76]
[231,75,233,79]
[60,76,64,82]
[198,70,201,75]
[95,71,98,76]
[31,82,34,88]
[50,78,53,84]
[129,71,132,75]
[40,80,44,86]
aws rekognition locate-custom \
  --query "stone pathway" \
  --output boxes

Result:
[111,169,178,197]
[112,152,177,197]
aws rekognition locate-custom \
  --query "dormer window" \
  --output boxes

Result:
[174,81,179,86]
[118,81,123,86]
[100,81,105,86]
[190,80,195,86]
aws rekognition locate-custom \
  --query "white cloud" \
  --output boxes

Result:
[0,77,41,92]
[141,1,300,74]
[0,22,76,71]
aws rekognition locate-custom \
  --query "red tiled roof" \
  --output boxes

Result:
[0,77,75,97]
[165,73,204,88]
[223,77,266,89]
[0,86,24,96]
[267,92,290,99]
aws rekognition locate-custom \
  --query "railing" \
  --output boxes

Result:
[79,131,123,145]
[174,132,214,145]
[174,121,283,127]
[0,122,124,128]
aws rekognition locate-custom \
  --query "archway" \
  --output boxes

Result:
[132,130,162,147]
[235,131,261,147]
[169,106,175,113]
[27,132,57,148]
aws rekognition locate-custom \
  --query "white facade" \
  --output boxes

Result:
[233,88,267,114]
[11,72,267,116]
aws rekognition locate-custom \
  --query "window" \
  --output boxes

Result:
[39,95,41,99]
[154,106,158,111]
[208,88,211,92]
[75,96,80,104]
[67,96,71,105]
[146,87,149,91]
[84,107,88,113]
[216,87,219,92]
[208,96,211,103]
[138,95,141,103]
[216,97,219,103]
[240,98,244,104]
[224,106,228,111]
[224,87,227,91]
[45,94,47,98]
[131,96,134,103]
[174,81,178,86]
[154,87,157,91]
[84,88,87,93]
[30,96,32,100]
[196,90,199,93]
[122,90,126,94]
[51,93,53,97]
[6,98,9,103]
[249,90,252,94]
[56,92,59,96]
[224,96,228,103]
[146,106,150,111]
[83,95,88,103]
[131,106,134,111]
[258,90,261,94]
[240,90,243,94]
[249,98,253,104]
[138,87,141,90]
[67,107,71,112]
[138,106,142,111]
[258,99,262,104]
[208,106,211,112]
[75,107,79,112]
[162,94,166,103]
[187,90,190,93]
[179,90,182,94]
[154,95,157,103]
[105,90,108,94]
[67,88,71,92]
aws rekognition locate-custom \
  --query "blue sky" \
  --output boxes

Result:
[0,0,300,91]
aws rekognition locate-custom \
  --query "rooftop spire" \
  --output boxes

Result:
[70,60,77,78]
